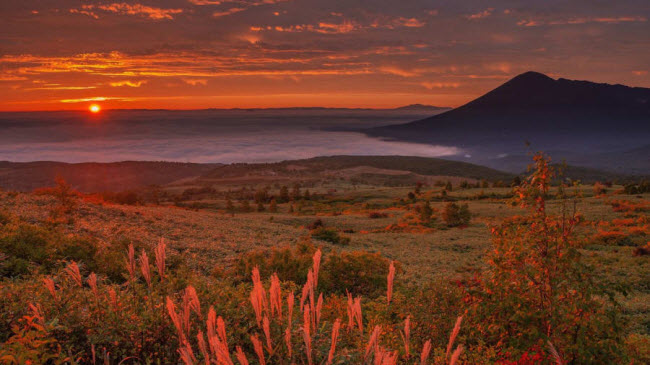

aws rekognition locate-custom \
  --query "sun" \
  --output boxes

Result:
[89,104,101,113]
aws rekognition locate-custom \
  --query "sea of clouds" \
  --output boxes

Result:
[0,109,460,163]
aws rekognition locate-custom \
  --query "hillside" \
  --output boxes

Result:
[0,161,220,192]
[200,155,515,182]
[366,72,650,174]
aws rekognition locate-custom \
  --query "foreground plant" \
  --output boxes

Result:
[166,248,465,365]
[466,153,624,363]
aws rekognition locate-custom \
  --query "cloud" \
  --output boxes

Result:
[379,66,419,77]
[189,0,288,5]
[28,85,97,90]
[419,82,460,89]
[59,96,127,103]
[518,16,647,27]
[0,111,461,163]
[316,21,359,34]
[183,79,208,86]
[485,62,512,73]
[70,3,183,20]
[253,15,426,35]
[188,0,223,4]
[467,8,494,20]
[397,17,426,27]
[213,7,246,17]
[69,8,99,19]
[109,80,146,87]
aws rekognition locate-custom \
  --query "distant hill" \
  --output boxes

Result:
[392,104,451,111]
[0,161,220,192]
[1,156,638,193]
[202,155,514,182]
[554,164,645,184]
[211,105,451,112]
[366,72,650,174]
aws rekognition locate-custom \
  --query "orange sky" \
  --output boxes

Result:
[1,1,648,111]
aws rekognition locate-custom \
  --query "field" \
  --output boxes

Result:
[0,157,649,364]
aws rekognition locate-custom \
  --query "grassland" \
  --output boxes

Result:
[0,163,648,363]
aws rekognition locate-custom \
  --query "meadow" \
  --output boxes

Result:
[0,155,648,364]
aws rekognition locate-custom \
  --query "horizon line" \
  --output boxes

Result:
[0,104,453,113]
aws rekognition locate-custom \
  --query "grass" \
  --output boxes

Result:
[0,173,649,362]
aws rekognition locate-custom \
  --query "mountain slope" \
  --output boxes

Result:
[366,72,650,174]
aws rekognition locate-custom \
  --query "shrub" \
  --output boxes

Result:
[321,250,391,298]
[306,218,324,230]
[0,210,10,226]
[419,200,434,224]
[311,227,350,245]
[33,177,78,223]
[233,239,315,284]
[368,212,388,219]
[467,153,624,363]
[0,225,54,277]
[593,182,607,196]
[633,243,650,256]
[592,230,636,246]
[442,202,470,227]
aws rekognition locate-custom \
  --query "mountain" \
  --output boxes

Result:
[392,104,451,111]
[366,72,650,174]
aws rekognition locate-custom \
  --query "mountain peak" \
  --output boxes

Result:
[507,71,555,85]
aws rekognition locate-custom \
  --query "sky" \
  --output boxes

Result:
[1,0,648,111]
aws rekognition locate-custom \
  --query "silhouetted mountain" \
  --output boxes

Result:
[392,104,451,111]
[366,72,650,174]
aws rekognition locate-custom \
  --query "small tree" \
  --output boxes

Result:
[269,199,278,213]
[240,200,251,213]
[419,200,433,224]
[291,183,301,201]
[226,199,235,215]
[39,176,78,223]
[593,182,607,196]
[445,181,453,191]
[254,188,269,204]
[407,192,416,201]
[415,181,424,195]
[467,153,623,363]
[279,186,290,203]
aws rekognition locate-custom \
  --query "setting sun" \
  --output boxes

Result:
[89,104,101,113]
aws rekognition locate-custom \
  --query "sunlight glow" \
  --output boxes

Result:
[89,104,101,113]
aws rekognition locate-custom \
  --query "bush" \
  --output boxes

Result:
[311,227,350,245]
[306,218,324,230]
[0,223,102,279]
[0,210,10,226]
[233,239,315,284]
[442,202,470,227]
[367,212,388,219]
[0,225,55,277]
[418,200,434,225]
[321,250,391,298]
[467,154,624,363]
